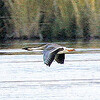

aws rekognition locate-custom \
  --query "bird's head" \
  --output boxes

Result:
[66,48,75,52]
[58,47,75,54]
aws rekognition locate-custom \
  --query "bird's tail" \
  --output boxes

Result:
[22,47,33,51]
[22,44,47,51]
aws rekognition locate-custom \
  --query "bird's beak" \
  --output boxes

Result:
[67,48,75,52]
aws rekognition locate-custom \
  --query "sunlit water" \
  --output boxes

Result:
[0,40,100,100]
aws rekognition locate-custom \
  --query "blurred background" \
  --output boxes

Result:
[0,1,100,100]
[0,0,100,43]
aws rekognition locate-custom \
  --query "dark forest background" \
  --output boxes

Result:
[0,0,100,42]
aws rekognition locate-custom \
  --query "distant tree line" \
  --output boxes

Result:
[0,0,8,41]
[0,0,100,42]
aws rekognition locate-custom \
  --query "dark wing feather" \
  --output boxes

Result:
[55,54,65,64]
[43,44,63,66]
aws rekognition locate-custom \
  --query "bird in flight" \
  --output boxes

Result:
[23,43,75,67]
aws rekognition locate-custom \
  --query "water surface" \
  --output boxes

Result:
[0,40,100,100]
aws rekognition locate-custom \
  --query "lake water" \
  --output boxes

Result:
[0,40,100,100]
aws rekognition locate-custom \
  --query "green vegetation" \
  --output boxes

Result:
[0,0,100,41]
[0,0,10,41]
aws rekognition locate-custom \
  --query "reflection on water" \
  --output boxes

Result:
[0,40,100,100]
[0,39,100,49]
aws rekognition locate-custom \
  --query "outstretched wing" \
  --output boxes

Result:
[55,54,65,64]
[43,44,63,66]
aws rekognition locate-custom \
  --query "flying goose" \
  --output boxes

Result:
[23,43,75,66]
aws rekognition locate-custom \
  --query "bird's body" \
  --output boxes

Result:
[22,43,75,66]
[43,44,65,66]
